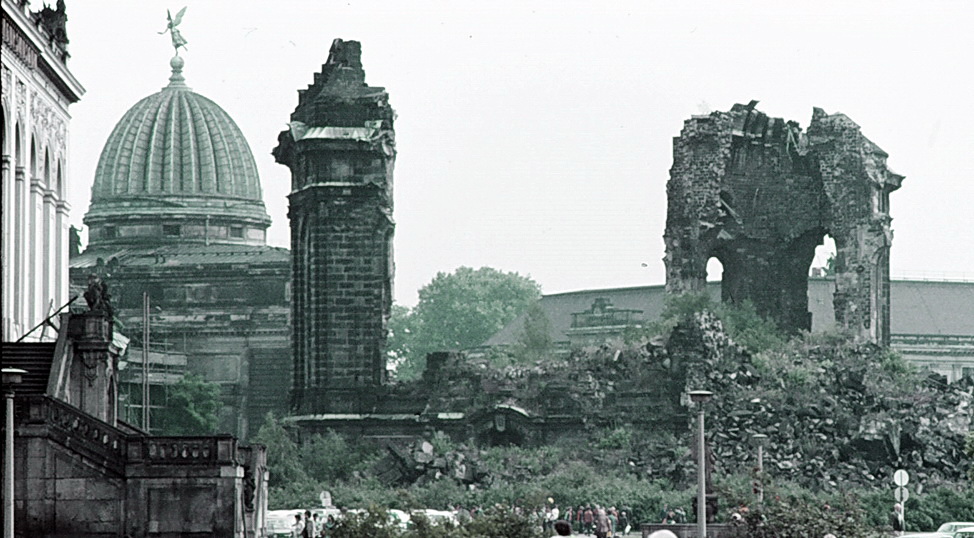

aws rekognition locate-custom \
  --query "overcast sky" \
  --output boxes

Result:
[64,1,974,306]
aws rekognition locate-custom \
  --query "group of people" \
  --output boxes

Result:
[290,510,336,538]
[544,505,632,537]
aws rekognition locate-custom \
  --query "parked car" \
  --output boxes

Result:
[939,523,974,534]
[952,528,974,538]
[266,509,299,538]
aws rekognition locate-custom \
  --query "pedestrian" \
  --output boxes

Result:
[311,513,322,537]
[323,515,336,538]
[594,507,612,538]
[618,510,630,536]
[291,513,304,538]
[890,503,905,534]
[583,505,595,534]
[302,510,314,538]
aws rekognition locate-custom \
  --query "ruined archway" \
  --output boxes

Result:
[664,102,902,343]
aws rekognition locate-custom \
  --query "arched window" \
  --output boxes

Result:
[44,148,50,187]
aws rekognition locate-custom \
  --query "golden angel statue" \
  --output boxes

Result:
[159,7,188,54]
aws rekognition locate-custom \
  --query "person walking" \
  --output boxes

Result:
[583,505,595,535]
[890,503,905,535]
[291,513,304,538]
[594,507,612,538]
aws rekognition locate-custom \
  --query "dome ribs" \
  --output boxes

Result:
[85,70,271,244]
[144,93,172,194]
[185,93,218,195]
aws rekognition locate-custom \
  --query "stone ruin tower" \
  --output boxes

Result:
[664,102,903,344]
[273,39,396,413]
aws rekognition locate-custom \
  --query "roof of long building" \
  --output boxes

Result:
[484,278,974,347]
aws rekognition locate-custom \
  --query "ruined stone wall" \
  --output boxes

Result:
[275,39,396,414]
[665,102,902,342]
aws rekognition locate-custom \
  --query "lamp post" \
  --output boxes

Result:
[689,390,713,538]
[3,368,27,538]
[751,433,768,509]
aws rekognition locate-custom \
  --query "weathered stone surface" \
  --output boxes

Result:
[664,102,903,343]
[274,39,396,414]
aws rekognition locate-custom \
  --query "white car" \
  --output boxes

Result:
[952,528,974,538]
[266,510,301,538]
[939,523,974,534]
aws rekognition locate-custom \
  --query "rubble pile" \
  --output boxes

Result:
[673,315,974,489]
[374,439,486,486]
[382,312,971,490]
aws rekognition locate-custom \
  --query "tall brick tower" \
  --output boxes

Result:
[273,39,396,413]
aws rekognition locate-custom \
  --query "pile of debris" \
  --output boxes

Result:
[380,312,971,490]
[374,439,487,487]
[670,314,974,489]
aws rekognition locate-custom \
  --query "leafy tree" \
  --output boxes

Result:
[154,373,221,435]
[252,412,308,491]
[514,301,553,362]
[393,267,541,380]
[301,430,381,483]
[386,304,417,376]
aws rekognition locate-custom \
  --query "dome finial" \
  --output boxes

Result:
[167,54,189,88]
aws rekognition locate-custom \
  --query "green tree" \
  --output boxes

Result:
[514,301,553,362]
[154,373,221,435]
[252,413,308,490]
[387,304,419,378]
[394,267,541,380]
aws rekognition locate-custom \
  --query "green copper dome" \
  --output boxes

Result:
[85,56,271,247]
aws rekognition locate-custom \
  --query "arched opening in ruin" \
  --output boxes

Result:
[811,236,836,278]
[706,257,724,283]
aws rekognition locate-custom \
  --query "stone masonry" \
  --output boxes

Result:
[664,102,903,343]
[273,39,396,414]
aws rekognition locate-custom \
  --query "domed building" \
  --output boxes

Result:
[70,54,291,439]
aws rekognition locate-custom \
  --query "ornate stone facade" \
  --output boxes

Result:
[664,102,903,343]
[2,0,84,342]
[274,39,396,414]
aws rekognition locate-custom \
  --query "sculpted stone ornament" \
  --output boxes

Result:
[84,273,114,320]
[160,7,188,54]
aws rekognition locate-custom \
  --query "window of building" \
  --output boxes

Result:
[103,226,118,239]
[162,224,181,236]
[229,226,244,239]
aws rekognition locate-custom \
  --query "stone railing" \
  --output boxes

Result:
[19,395,240,471]
[20,395,128,474]
[130,435,238,464]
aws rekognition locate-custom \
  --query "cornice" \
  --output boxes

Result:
[1,0,84,104]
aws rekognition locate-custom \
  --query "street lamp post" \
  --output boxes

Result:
[3,368,27,538]
[689,390,713,538]
[751,433,768,509]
